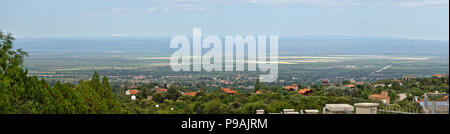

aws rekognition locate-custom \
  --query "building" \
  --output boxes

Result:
[402,75,416,81]
[156,88,168,93]
[183,92,198,96]
[373,84,385,88]
[324,104,354,114]
[298,89,313,95]
[356,82,365,85]
[282,109,299,114]
[221,88,238,94]
[432,74,447,78]
[284,84,298,91]
[255,90,262,95]
[220,80,232,84]
[321,80,329,85]
[345,84,355,88]
[349,79,356,84]
[133,75,146,80]
[391,79,403,86]
[125,89,140,95]
[304,110,319,114]
[398,93,407,101]
[125,85,139,95]
[256,109,265,114]
[354,103,379,114]
[368,91,390,104]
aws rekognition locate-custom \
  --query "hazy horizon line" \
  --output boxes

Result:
[13,34,450,42]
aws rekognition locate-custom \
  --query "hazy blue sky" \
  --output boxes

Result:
[1,0,448,40]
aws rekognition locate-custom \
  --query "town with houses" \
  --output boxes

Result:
[118,73,449,114]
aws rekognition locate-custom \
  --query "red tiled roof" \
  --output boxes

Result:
[156,88,168,93]
[298,89,311,94]
[369,91,389,99]
[128,90,139,95]
[356,82,365,85]
[345,84,355,88]
[183,92,198,96]
[255,90,262,95]
[284,84,298,90]
[368,94,385,99]
[222,88,238,94]
[284,86,295,90]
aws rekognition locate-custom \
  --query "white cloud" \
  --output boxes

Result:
[336,8,344,12]
[111,33,122,37]
[129,0,447,15]
[395,0,449,7]
[184,7,208,11]
[111,7,127,12]
[145,1,216,12]
[146,7,157,13]
[90,7,127,17]
[28,0,450,8]
[248,0,259,3]
[122,0,449,7]
[88,0,447,16]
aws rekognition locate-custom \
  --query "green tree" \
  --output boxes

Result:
[254,78,261,92]
[167,86,181,101]
[152,93,165,103]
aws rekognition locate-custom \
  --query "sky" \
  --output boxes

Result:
[0,0,449,40]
